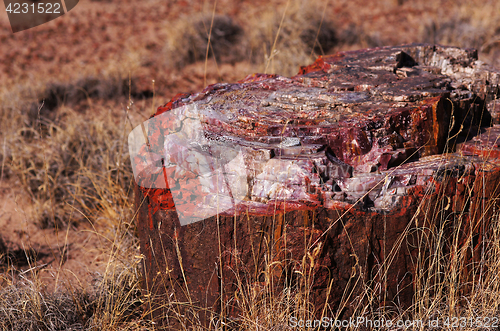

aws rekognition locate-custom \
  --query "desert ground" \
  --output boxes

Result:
[0,0,500,329]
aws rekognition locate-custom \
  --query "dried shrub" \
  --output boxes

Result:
[7,102,133,229]
[245,1,340,76]
[423,18,488,51]
[0,282,95,331]
[165,14,245,67]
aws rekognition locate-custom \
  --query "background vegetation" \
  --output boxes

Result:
[1,0,500,329]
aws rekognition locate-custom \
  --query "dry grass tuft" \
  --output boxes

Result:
[88,255,149,330]
[420,2,500,67]
[0,73,149,329]
[164,14,246,68]
[0,256,147,331]
[244,1,338,76]
[12,110,130,228]
[162,1,364,77]
[0,282,94,330]
[1,81,134,228]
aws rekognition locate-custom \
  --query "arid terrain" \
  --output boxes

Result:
[1,0,500,329]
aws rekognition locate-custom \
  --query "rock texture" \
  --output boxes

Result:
[130,44,500,327]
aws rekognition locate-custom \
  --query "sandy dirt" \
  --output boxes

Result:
[0,177,112,292]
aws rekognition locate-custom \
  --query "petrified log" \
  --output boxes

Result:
[129,44,500,327]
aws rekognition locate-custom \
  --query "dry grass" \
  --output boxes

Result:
[0,253,146,330]
[164,14,246,68]
[162,1,360,77]
[0,69,152,329]
[1,0,500,329]
[0,73,138,228]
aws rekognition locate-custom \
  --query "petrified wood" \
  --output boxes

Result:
[129,44,500,327]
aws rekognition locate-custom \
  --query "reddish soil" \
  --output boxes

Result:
[0,177,111,291]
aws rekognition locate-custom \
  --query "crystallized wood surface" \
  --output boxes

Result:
[130,44,500,327]
[130,44,499,223]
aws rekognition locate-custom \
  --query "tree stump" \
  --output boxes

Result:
[129,44,500,328]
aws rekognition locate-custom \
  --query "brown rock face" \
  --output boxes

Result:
[129,44,500,327]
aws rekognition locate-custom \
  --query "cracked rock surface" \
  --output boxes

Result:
[132,44,500,326]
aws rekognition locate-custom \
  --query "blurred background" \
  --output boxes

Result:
[2,0,500,106]
[0,0,499,328]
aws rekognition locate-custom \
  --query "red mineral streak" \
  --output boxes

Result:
[460,125,500,159]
